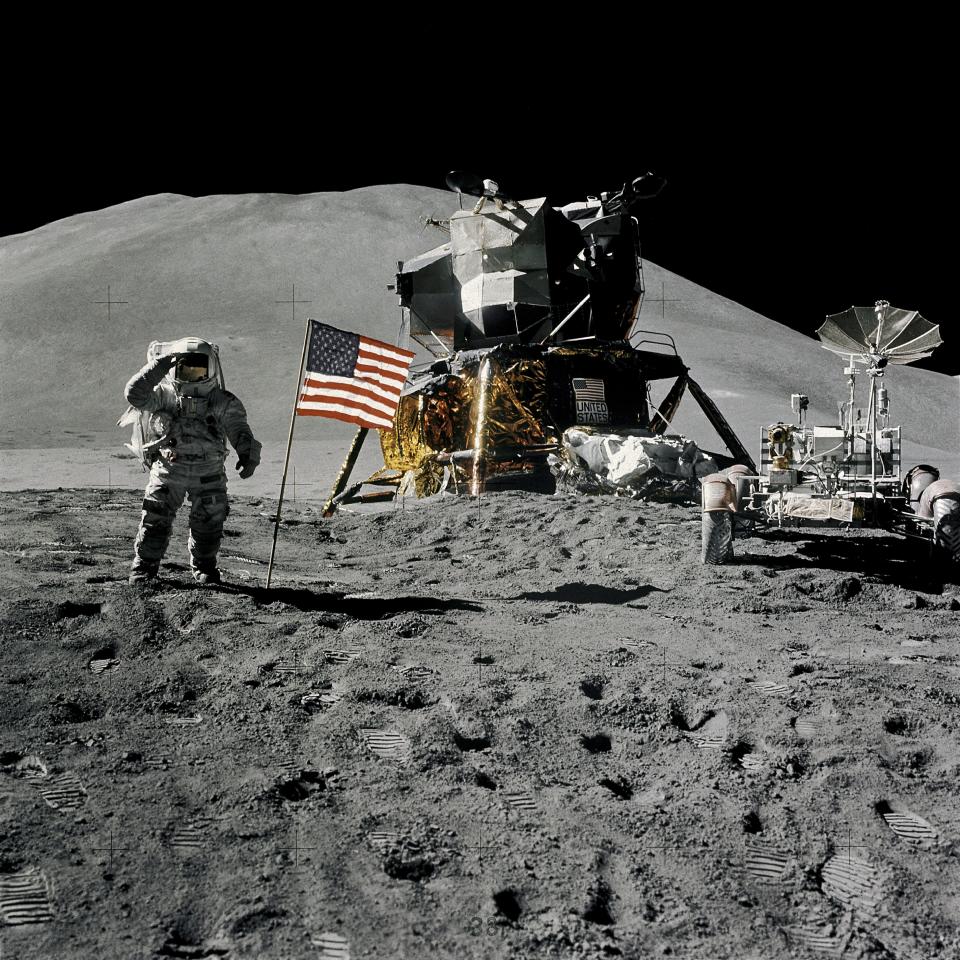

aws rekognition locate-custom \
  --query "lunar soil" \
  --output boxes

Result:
[1,487,959,959]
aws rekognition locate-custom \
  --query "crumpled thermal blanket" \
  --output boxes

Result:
[561,429,717,485]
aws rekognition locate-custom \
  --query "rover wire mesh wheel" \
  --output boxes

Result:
[932,497,960,562]
[701,511,733,564]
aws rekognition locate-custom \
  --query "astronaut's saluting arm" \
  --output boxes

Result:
[124,354,179,411]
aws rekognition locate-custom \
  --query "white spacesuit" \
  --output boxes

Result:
[123,337,261,584]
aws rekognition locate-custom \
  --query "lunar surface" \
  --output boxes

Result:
[1,486,959,959]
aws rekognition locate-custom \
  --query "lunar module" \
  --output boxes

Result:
[323,172,754,512]
[700,300,960,563]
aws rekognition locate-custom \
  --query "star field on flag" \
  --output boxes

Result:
[296,320,415,430]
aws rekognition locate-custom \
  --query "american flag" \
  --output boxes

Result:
[296,321,415,430]
[572,377,607,402]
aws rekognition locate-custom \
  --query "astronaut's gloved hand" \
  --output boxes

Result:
[236,457,256,479]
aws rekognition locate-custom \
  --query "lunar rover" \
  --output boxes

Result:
[699,300,960,564]
[322,172,754,512]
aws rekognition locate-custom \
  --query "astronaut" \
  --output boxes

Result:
[123,337,261,585]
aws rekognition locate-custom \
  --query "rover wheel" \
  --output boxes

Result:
[933,497,960,562]
[701,511,733,565]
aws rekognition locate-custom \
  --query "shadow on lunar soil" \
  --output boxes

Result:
[734,532,956,591]
[222,583,483,618]
[512,582,669,604]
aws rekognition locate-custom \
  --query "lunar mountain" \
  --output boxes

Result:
[1,187,956,492]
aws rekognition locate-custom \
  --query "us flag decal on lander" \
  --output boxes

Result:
[572,377,609,424]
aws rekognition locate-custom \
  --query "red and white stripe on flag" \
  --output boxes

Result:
[296,320,415,430]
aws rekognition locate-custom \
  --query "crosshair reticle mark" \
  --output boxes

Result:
[648,646,696,688]
[93,285,130,388]
[641,280,683,320]
[92,828,133,870]
[279,823,317,868]
[831,822,869,865]
[468,824,487,870]
[843,642,867,675]
[275,283,312,327]
[93,285,129,326]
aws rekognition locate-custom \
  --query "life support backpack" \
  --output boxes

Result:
[117,407,173,471]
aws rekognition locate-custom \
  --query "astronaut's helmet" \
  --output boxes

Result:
[148,337,223,398]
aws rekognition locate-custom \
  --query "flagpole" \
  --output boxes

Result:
[266,317,312,589]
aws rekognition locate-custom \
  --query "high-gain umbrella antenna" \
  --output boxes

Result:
[817,300,942,365]
[816,300,942,504]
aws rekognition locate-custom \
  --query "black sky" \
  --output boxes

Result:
[6,60,955,375]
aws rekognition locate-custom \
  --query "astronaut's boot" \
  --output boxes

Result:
[192,568,221,585]
[189,485,227,586]
[129,560,159,585]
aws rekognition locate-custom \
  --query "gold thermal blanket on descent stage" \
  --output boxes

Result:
[378,343,686,494]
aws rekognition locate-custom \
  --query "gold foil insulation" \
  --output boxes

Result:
[375,343,687,495]
[378,354,555,490]
[470,356,551,453]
